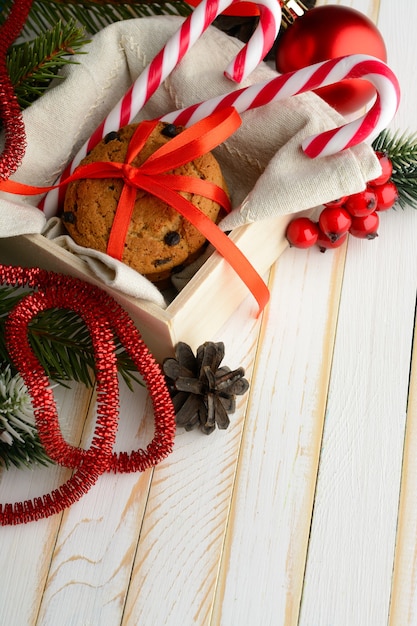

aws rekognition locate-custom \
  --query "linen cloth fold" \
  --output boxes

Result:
[0,16,381,305]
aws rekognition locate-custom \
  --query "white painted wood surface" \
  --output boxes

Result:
[1,0,416,624]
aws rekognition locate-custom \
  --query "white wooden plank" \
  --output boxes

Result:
[121,293,263,625]
[35,377,155,625]
[299,207,417,625]
[0,382,93,625]
[210,244,347,625]
[379,0,417,622]
[390,339,417,626]
[298,0,417,616]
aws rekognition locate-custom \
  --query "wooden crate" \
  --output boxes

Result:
[0,212,292,363]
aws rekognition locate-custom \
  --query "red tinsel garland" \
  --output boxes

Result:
[0,264,177,525]
[0,0,34,180]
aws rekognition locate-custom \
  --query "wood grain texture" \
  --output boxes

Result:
[121,294,263,625]
[383,0,417,622]
[298,2,417,624]
[390,339,417,626]
[298,209,417,625]
[35,378,158,625]
[211,244,347,626]
[0,383,93,625]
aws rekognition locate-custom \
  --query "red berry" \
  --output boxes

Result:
[344,187,377,217]
[349,212,379,239]
[324,196,349,208]
[316,229,348,252]
[286,217,319,249]
[369,151,393,186]
[373,180,399,211]
[319,206,352,242]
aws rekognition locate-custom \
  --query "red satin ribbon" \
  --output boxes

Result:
[0,107,270,313]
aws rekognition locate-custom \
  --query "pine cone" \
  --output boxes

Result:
[163,342,249,435]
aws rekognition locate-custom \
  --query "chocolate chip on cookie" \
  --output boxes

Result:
[161,124,180,138]
[164,231,181,246]
[104,131,121,144]
[62,211,76,224]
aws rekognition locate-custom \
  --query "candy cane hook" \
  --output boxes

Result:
[92,0,280,144]
[161,54,401,158]
[41,0,281,216]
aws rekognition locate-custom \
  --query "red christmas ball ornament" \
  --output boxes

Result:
[275,5,387,115]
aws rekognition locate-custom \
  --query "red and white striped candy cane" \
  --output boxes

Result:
[42,0,280,216]
[161,54,401,158]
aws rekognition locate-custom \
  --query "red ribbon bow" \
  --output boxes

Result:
[0,107,270,313]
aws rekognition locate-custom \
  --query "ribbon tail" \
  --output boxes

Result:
[0,162,126,197]
[141,107,242,173]
[0,179,58,195]
[106,184,138,260]
[133,176,270,314]
[153,174,232,214]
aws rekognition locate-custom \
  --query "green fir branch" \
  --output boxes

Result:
[0,365,53,469]
[0,421,53,468]
[7,20,90,109]
[27,307,97,386]
[372,129,417,210]
[28,307,144,390]
[1,0,192,38]
[0,432,53,469]
[1,0,192,110]
[0,285,143,390]
[0,284,146,469]
[0,286,27,370]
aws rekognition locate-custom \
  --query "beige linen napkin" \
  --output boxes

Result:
[0,16,381,304]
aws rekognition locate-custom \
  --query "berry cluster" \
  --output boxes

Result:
[286,152,399,252]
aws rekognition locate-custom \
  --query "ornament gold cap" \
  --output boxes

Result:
[279,0,311,28]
